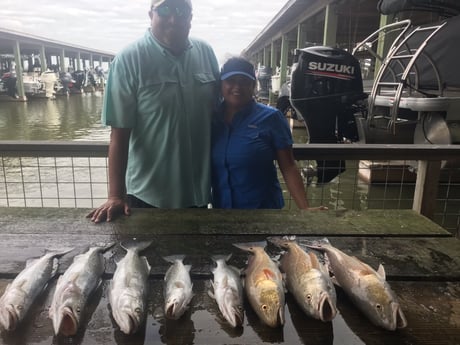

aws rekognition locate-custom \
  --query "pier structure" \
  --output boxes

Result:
[0,27,115,101]
[242,0,442,104]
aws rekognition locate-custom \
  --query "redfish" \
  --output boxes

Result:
[233,241,285,328]
[302,238,407,330]
[268,237,337,322]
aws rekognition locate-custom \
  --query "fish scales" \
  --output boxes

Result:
[303,239,407,331]
[49,245,110,336]
[109,241,151,334]
[163,255,193,320]
[209,255,244,327]
[271,237,337,322]
[0,250,70,331]
[233,242,285,328]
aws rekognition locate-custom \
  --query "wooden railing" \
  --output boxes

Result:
[1,141,459,233]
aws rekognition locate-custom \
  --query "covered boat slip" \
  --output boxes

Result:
[0,208,459,345]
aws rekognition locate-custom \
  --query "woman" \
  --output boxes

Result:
[211,56,325,210]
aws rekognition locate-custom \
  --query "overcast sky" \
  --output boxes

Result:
[0,0,286,64]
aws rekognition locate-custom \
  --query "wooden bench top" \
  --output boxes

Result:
[0,208,458,344]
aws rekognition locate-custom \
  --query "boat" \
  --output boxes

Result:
[287,2,460,183]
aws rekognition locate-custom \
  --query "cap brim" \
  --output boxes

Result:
[221,71,255,81]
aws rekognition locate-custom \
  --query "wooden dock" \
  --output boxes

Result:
[0,208,459,344]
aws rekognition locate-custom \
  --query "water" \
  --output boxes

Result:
[0,95,458,234]
[0,93,109,141]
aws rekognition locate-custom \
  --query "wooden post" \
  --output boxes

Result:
[413,160,442,219]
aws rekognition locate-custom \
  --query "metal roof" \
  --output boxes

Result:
[0,27,115,59]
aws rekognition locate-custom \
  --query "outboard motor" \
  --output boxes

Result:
[71,70,86,92]
[1,72,17,98]
[290,46,366,183]
[59,72,75,94]
[256,66,272,101]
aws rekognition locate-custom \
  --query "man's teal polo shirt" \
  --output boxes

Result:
[102,29,219,208]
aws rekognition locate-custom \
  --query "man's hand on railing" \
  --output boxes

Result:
[86,197,131,223]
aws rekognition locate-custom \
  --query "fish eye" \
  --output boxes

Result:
[76,307,81,313]
[135,307,141,314]
[306,294,312,301]
[17,305,23,310]
[376,304,382,310]
[262,304,268,310]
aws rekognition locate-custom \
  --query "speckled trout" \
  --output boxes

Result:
[49,244,114,336]
[302,238,407,330]
[163,255,193,320]
[109,240,152,334]
[268,237,337,322]
[0,249,72,331]
[233,241,285,328]
[209,254,244,328]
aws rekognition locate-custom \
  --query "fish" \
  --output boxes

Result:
[208,254,244,328]
[268,237,337,322]
[233,241,285,328]
[109,240,152,334]
[163,255,193,320]
[301,238,407,330]
[0,249,72,331]
[49,243,114,336]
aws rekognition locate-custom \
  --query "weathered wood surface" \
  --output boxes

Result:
[0,208,459,345]
[0,235,459,281]
[0,280,458,345]
[0,207,451,236]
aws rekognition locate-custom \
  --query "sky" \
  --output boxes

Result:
[0,0,287,64]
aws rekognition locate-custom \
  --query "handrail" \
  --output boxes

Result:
[1,141,459,161]
[1,141,459,222]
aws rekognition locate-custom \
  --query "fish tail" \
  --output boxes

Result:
[232,241,267,253]
[298,237,331,250]
[44,247,75,258]
[120,239,153,253]
[163,254,186,264]
[90,242,116,253]
[267,236,295,249]
[211,254,232,263]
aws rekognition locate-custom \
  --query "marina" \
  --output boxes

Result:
[0,2,460,344]
[0,27,114,101]
[0,208,459,344]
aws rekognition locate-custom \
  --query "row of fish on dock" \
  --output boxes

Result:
[0,237,407,338]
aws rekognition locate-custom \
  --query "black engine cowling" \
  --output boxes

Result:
[290,46,366,183]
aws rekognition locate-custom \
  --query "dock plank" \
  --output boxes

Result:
[0,208,452,236]
[0,235,459,281]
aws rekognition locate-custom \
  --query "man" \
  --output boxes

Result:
[88,0,219,222]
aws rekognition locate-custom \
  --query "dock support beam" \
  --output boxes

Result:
[323,4,338,46]
[280,34,289,87]
[13,40,26,101]
[269,41,277,105]
[297,23,307,49]
[60,49,66,72]
[40,45,47,72]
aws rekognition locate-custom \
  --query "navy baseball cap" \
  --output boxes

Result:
[221,57,256,81]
